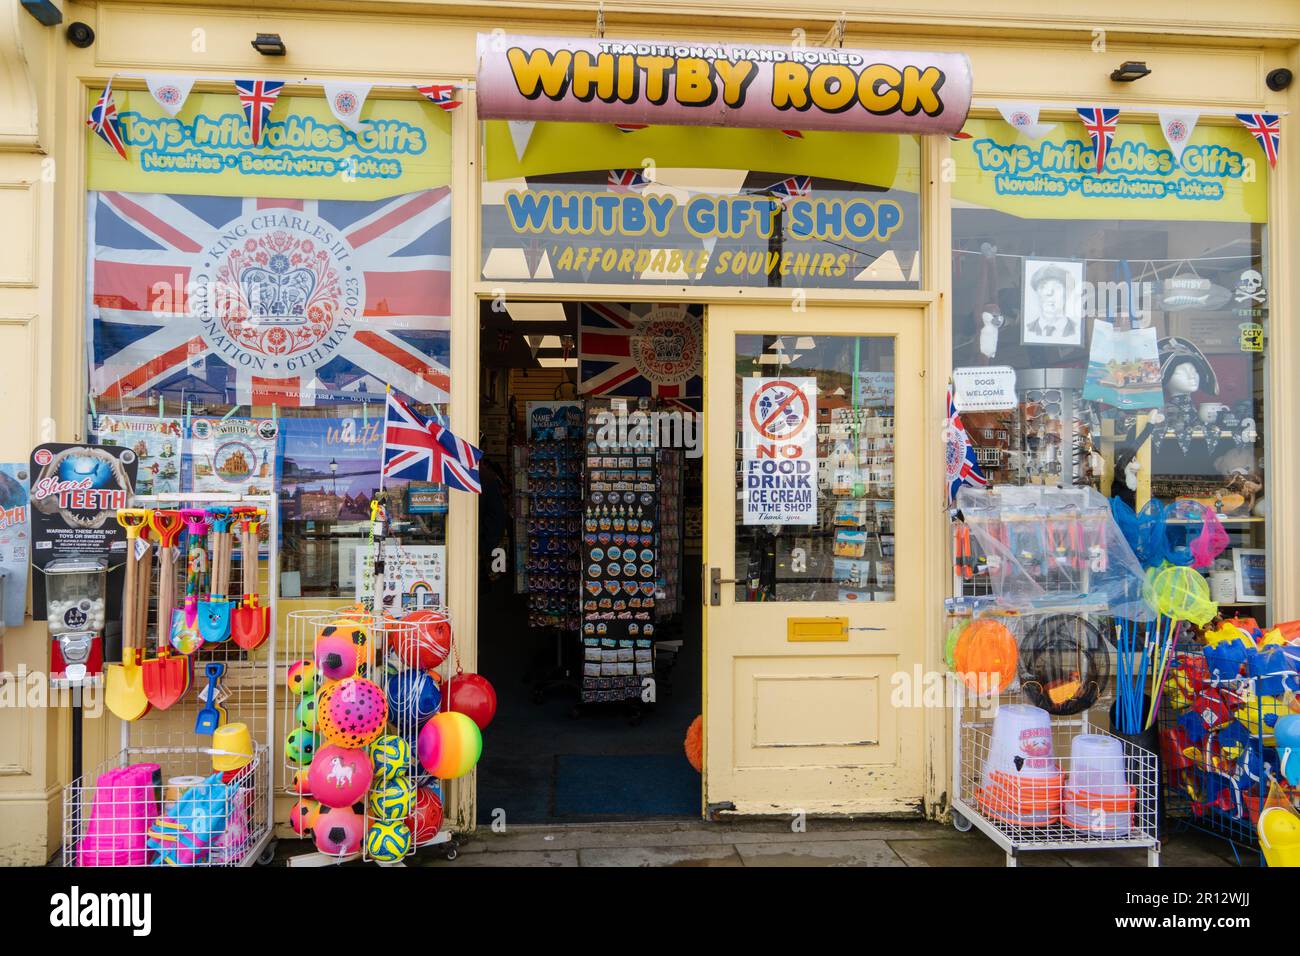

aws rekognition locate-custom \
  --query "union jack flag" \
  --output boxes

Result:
[382,392,482,493]
[769,175,812,199]
[87,189,451,408]
[235,79,285,146]
[607,168,648,193]
[416,84,461,111]
[945,385,987,505]
[87,81,128,160]
[578,302,701,413]
[1236,112,1281,168]
[1077,106,1120,173]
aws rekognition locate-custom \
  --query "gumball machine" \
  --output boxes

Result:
[45,556,108,684]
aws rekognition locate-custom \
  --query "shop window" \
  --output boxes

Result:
[734,335,896,602]
[481,121,920,289]
[950,118,1269,613]
[83,88,453,600]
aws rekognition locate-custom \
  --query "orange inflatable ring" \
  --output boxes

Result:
[953,619,1018,694]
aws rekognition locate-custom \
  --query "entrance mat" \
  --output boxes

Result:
[554,753,699,818]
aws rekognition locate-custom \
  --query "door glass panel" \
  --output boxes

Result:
[734,334,895,603]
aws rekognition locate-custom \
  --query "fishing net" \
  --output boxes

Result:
[1114,497,1229,570]
[956,485,1152,620]
[1146,564,1217,626]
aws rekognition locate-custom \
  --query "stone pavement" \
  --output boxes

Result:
[404,818,1257,867]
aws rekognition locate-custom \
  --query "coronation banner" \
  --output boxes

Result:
[476,34,972,135]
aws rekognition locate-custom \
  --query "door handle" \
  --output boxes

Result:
[708,566,737,606]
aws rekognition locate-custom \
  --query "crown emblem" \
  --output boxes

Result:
[240,253,315,326]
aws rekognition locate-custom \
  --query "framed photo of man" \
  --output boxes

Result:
[1022,258,1085,346]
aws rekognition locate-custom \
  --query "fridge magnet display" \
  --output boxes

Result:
[92,415,183,495]
[1233,548,1267,603]
[1021,259,1084,346]
[0,464,30,629]
[356,543,446,612]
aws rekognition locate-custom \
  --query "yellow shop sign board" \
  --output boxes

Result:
[952,119,1267,222]
[87,90,452,200]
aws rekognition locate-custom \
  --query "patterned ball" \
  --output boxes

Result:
[318,677,388,748]
[289,797,320,836]
[369,734,411,783]
[284,728,320,766]
[296,695,318,731]
[316,619,371,679]
[369,776,415,821]
[287,660,316,696]
[307,743,373,809]
[385,669,442,734]
[389,610,451,670]
[406,786,444,845]
[314,804,364,857]
[417,710,482,780]
[288,768,313,797]
[365,819,411,863]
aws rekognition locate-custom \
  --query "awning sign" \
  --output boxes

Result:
[476,34,972,136]
[742,377,817,525]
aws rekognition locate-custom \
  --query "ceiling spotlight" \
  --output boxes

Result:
[1110,61,1151,83]
[251,33,286,56]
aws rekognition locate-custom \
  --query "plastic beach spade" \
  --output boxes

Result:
[231,508,270,650]
[142,509,191,710]
[171,509,209,654]
[106,509,152,722]
[194,661,227,735]
[198,506,234,644]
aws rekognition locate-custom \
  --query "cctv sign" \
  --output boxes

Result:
[742,378,817,525]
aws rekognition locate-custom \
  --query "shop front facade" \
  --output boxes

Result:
[0,0,1297,863]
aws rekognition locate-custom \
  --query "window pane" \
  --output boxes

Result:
[735,335,895,602]
[951,118,1269,610]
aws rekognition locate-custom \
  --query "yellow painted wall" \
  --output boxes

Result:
[0,0,1297,862]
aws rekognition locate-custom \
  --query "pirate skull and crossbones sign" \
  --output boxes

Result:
[1235,270,1267,305]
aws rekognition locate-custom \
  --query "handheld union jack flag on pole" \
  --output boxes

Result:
[235,79,285,146]
[382,391,482,493]
[945,385,988,505]
[1077,106,1120,173]
[416,84,461,111]
[87,81,128,160]
[1236,113,1281,168]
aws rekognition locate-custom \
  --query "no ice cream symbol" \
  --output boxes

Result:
[749,381,810,442]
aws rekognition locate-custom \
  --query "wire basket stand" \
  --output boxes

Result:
[282,607,458,866]
[950,675,1161,866]
[63,493,278,867]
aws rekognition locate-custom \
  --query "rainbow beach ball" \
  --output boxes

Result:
[417,711,482,780]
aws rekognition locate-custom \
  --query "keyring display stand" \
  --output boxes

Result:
[62,493,279,867]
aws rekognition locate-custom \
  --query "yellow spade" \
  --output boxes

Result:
[106,509,152,721]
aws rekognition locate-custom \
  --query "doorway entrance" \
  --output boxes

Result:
[703,304,928,815]
[474,299,704,824]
